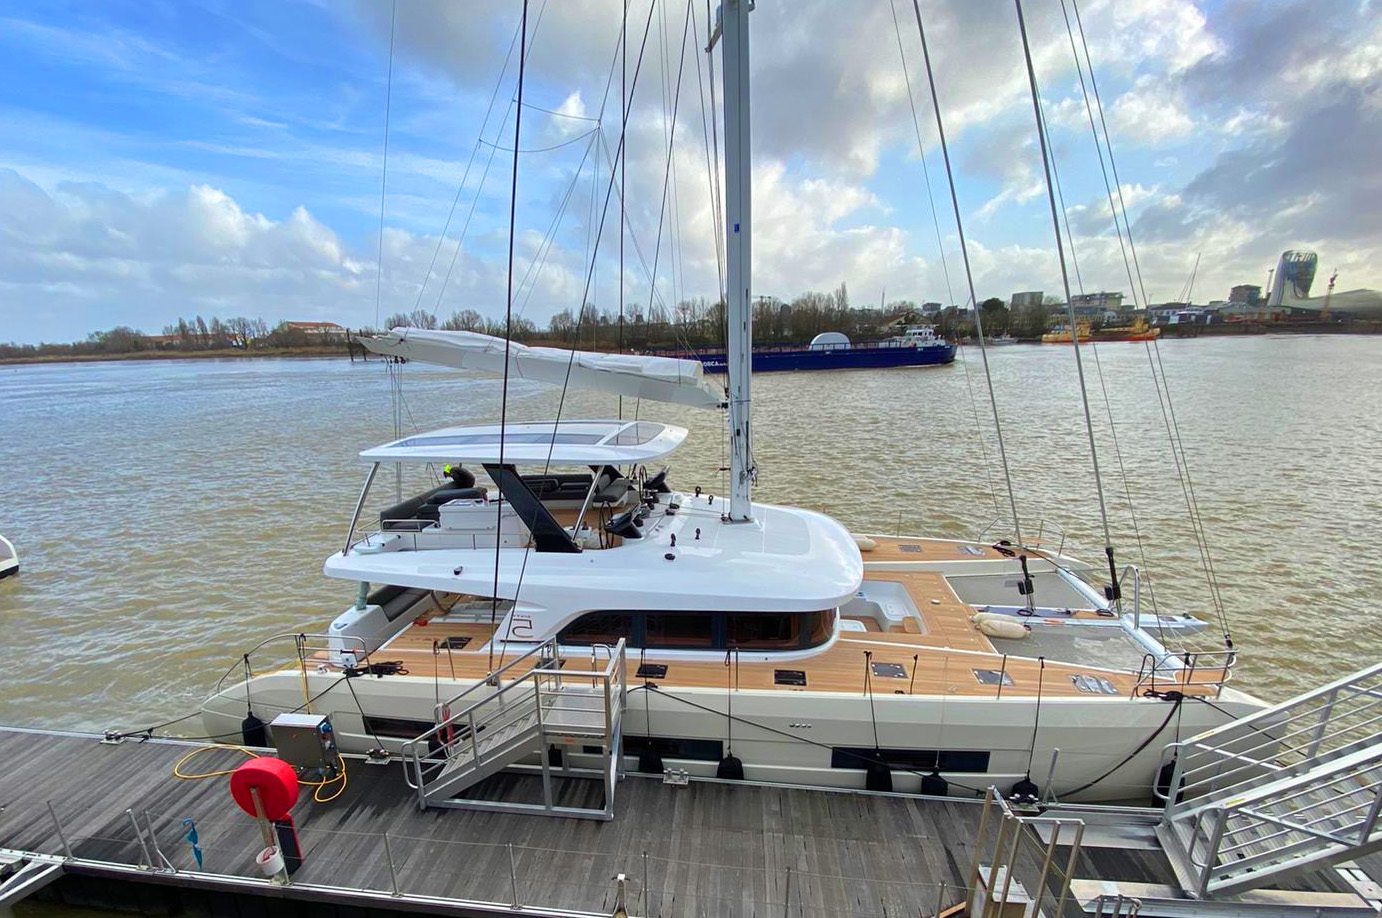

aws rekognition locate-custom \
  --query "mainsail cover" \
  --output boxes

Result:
[357,328,723,409]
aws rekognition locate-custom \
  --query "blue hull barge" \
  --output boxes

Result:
[698,325,956,374]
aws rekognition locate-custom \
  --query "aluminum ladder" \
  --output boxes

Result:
[1156,662,1382,898]
[402,638,627,820]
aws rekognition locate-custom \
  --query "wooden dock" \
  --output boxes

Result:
[0,726,1377,917]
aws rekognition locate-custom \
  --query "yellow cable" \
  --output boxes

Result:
[171,744,349,803]
[172,743,259,779]
[312,756,349,803]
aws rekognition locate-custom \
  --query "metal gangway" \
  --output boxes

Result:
[401,638,627,820]
[1156,662,1382,899]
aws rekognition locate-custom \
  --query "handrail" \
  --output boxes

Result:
[1169,661,1382,745]
[404,639,626,800]
[1158,662,1382,813]
[431,638,563,722]
[213,632,371,694]
[1131,648,1237,699]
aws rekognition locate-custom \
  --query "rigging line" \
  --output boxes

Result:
[1049,0,1161,620]
[514,133,600,319]
[1015,0,1122,610]
[1065,0,1227,636]
[703,0,727,306]
[1151,336,1229,634]
[595,131,678,316]
[1069,0,1149,308]
[619,0,627,420]
[691,1,721,305]
[886,0,955,310]
[520,99,601,122]
[910,0,1024,547]
[1089,341,1163,625]
[433,109,513,315]
[413,11,526,318]
[641,0,695,356]
[492,0,660,677]
[1040,87,1161,624]
[478,129,599,154]
[889,0,996,518]
[1056,0,1139,310]
[490,0,529,672]
[373,0,398,330]
[432,0,556,317]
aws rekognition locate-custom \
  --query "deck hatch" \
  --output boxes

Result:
[636,663,668,679]
[973,669,1014,687]
[1071,674,1119,694]
[870,662,907,679]
[774,669,807,686]
[439,636,472,650]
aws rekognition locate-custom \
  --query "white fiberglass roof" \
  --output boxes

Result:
[360,419,687,465]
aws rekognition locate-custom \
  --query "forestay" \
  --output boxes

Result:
[357,328,722,409]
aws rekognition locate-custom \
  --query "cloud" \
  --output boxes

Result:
[0,171,368,341]
[1,0,1380,343]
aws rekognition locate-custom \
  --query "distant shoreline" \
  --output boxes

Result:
[0,345,359,367]
[2,320,1378,368]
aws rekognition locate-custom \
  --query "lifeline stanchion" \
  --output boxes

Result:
[508,842,519,907]
[382,831,400,897]
[46,801,73,859]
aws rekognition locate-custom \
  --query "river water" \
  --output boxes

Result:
[0,335,1378,735]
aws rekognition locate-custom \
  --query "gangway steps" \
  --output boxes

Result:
[0,855,64,908]
[403,639,628,819]
[1158,663,1382,899]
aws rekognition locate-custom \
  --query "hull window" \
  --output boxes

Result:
[361,715,435,740]
[727,613,799,649]
[645,613,716,649]
[560,611,635,645]
[624,735,725,763]
[559,609,838,651]
[830,748,992,773]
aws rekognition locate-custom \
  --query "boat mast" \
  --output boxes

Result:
[714,0,755,522]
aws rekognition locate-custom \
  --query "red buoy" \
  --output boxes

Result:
[230,757,299,821]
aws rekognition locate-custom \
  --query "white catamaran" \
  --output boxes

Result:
[201,0,1264,814]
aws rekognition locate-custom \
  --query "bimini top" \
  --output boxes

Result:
[360,419,687,465]
[357,328,722,409]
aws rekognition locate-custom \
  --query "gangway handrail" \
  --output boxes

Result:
[431,638,563,722]
[1168,661,1382,745]
[1158,662,1382,811]
[404,639,626,799]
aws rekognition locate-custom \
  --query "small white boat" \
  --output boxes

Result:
[0,535,17,579]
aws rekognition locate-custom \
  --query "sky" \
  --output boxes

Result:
[0,0,1378,345]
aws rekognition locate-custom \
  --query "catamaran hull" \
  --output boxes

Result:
[202,671,1263,804]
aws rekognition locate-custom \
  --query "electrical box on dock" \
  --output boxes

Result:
[269,713,336,772]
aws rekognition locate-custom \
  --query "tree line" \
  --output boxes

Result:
[3,289,1080,361]
[0,316,342,360]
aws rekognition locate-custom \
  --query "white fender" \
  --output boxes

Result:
[978,617,1029,640]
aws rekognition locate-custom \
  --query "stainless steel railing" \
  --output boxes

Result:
[402,639,626,800]
[1131,648,1237,699]
[1157,661,1382,812]
[212,632,371,694]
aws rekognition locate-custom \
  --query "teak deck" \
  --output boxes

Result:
[371,561,1151,699]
